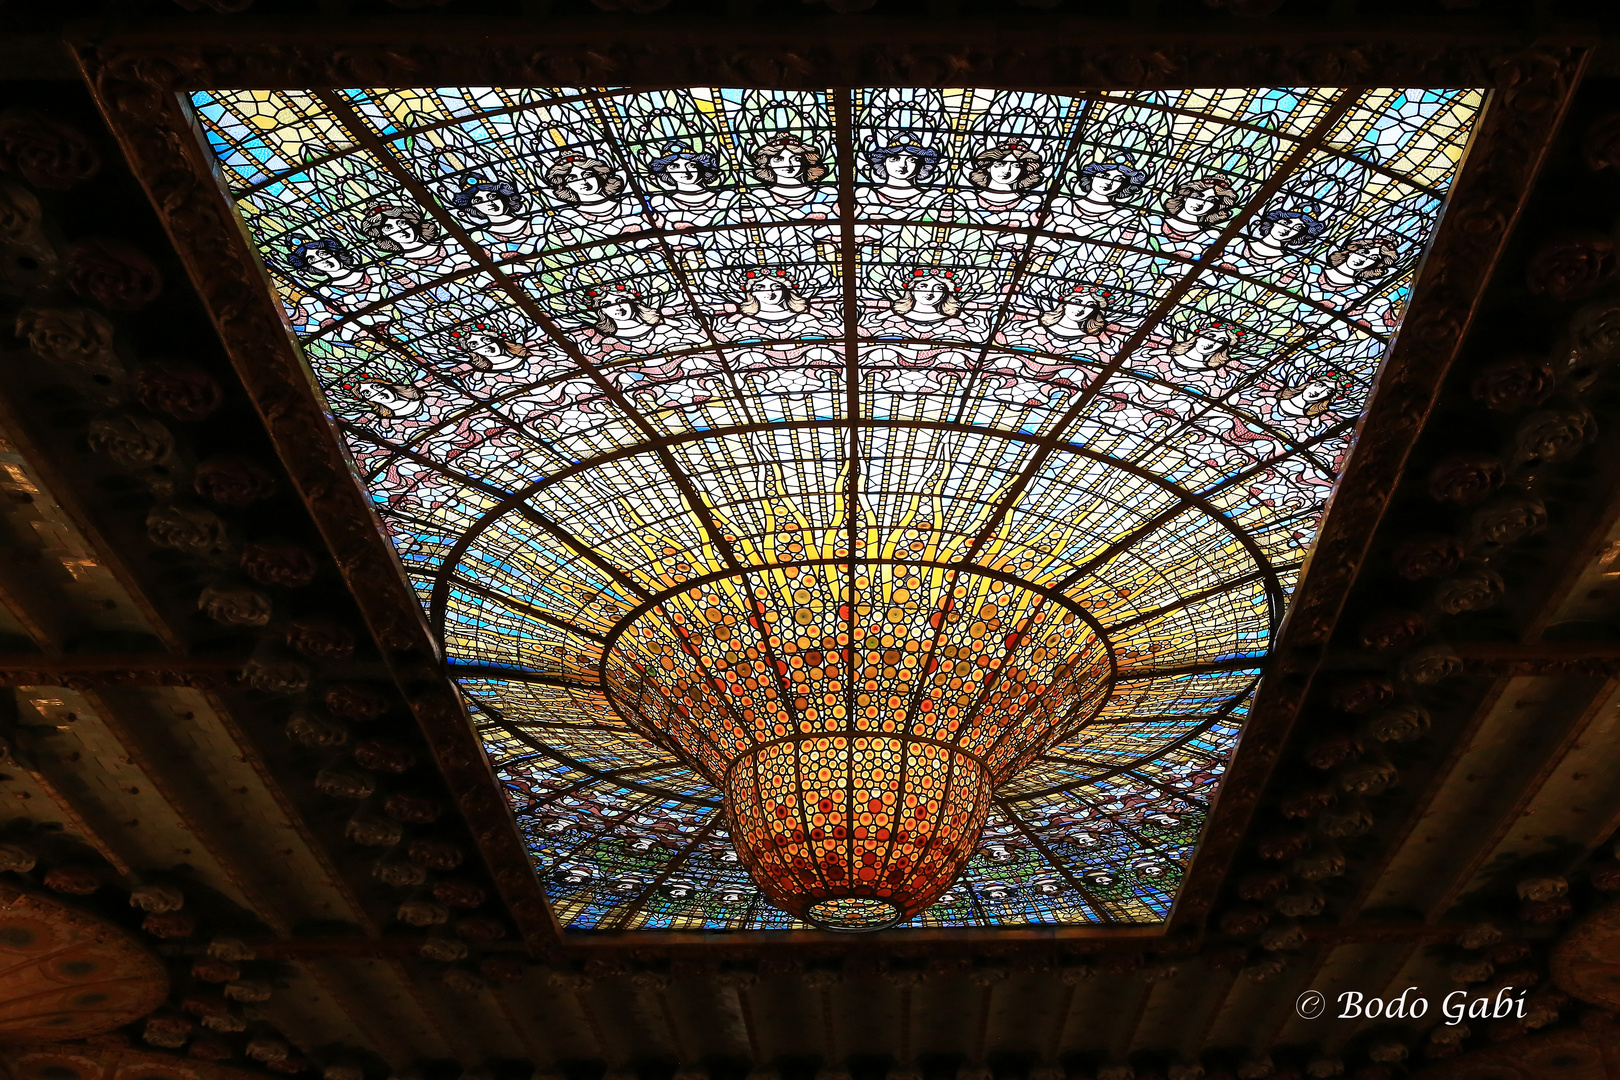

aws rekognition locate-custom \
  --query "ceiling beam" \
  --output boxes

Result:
[0,653,387,686]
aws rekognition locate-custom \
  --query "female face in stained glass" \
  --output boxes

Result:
[1162,176,1240,235]
[868,143,940,190]
[457,328,529,372]
[1076,159,1147,209]
[1325,236,1400,286]
[895,271,961,321]
[741,272,808,319]
[451,178,525,229]
[970,143,1044,197]
[1249,208,1326,258]
[360,205,441,259]
[650,149,722,194]
[546,157,624,211]
[289,238,364,289]
[751,135,826,190]
[1277,371,1342,418]
[610,873,647,895]
[1041,286,1109,336]
[982,839,1016,861]
[555,864,594,889]
[661,879,697,900]
[1132,856,1170,880]
[354,378,424,418]
[1167,325,1239,372]
[593,291,662,338]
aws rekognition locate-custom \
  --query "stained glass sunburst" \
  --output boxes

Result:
[190,84,1484,931]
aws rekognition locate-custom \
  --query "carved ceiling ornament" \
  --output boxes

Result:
[1412,1022,1620,1080]
[6,1045,280,1080]
[0,881,170,1043]
[70,29,1587,954]
[1551,897,1620,1011]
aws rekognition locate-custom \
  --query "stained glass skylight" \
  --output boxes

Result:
[190,85,1484,931]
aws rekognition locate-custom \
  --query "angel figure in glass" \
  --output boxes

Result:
[442,323,571,390]
[1314,236,1400,295]
[358,203,466,272]
[448,176,535,251]
[869,267,987,339]
[1273,368,1349,422]
[1150,176,1241,257]
[1050,157,1149,241]
[283,237,390,339]
[543,154,646,246]
[1031,874,1063,898]
[742,134,835,217]
[551,864,596,892]
[1138,317,1249,396]
[720,268,837,340]
[349,377,427,421]
[646,145,733,230]
[995,281,1125,387]
[287,236,371,294]
[855,141,945,219]
[955,141,1049,229]
[573,282,709,373]
[1223,207,1327,288]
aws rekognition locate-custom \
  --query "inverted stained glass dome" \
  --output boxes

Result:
[192,85,1484,931]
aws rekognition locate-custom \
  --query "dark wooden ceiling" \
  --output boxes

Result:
[6,6,1620,1080]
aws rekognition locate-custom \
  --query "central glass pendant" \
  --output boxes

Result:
[604,556,1111,928]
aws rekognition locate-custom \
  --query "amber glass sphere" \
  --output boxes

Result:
[604,560,1112,929]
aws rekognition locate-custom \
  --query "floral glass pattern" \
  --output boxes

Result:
[190,85,1484,930]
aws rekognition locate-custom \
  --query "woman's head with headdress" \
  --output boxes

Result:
[358,204,441,254]
[1280,366,1356,416]
[750,134,828,186]
[648,144,723,189]
[1326,235,1401,281]
[738,267,810,316]
[446,319,531,372]
[1251,207,1328,250]
[968,141,1046,194]
[1164,176,1240,224]
[1169,316,1248,369]
[1039,281,1116,333]
[449,176,525,223]
[866,141,943,184]
[1077,156,1149,202]
[343,377,425,418]
[286,236,356,275]
[893,266,965,316]
[584,282,663,335]
[544,154,625,204]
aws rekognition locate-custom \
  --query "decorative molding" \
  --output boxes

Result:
[0,881,170,1042]
[3,1045,277,1080]
[1552,898,1620,1010]
[70,29,1587,957]
[1411,1023,1620,1080]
